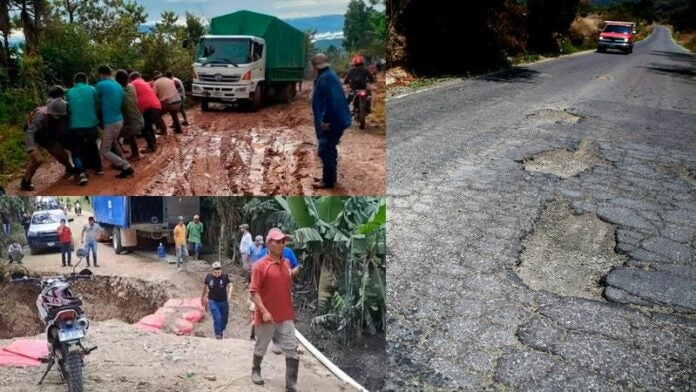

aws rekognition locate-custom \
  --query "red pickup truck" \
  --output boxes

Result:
[597,21,636,54]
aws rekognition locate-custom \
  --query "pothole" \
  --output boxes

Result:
[515,200,627,300]
[597,74,615,80]
[523,138,608,178]
[527,108,584,124]
[0,275,169,339]
[675,165,696,187]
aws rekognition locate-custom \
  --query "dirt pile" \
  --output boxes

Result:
[0,275,168,339]
[0,320,350,392]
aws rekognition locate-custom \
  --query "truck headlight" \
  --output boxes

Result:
[27,230,37,237]
[622,38,628,42]
[599,37,607,40]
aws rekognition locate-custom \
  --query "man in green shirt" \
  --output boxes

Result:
[66,72,102,185]
[187,215,204,260]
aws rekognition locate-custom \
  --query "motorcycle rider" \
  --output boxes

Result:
[344,55,375,112]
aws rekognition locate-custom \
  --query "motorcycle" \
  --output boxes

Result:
[10,249,97,392]
[350,89,372,130]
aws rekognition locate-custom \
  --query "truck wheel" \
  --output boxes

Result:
[251,84,264,111]
[201,98,209,112]
[113,229,123,255]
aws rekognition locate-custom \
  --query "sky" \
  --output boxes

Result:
[137,0,353,21]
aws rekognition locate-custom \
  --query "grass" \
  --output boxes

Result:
[408,76,458,89]
[675,31,696,53]
[0,126,29,187]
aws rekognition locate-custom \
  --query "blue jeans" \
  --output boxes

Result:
[3,224,10,236]
[60,243,72,266]
[85,240,97,265]
[176,244,187,267]
[189,242,201,258]
[208,300,229,337]
[317,128,345,185]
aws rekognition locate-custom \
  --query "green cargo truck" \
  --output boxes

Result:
[191,10,306,111]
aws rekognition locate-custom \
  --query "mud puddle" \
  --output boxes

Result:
[515,200,627,300]
[523,138,608,178]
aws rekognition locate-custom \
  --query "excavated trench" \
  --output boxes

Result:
[0,275,168,339]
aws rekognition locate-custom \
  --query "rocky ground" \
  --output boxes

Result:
[387,26,696,389]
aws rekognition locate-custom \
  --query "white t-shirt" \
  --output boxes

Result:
[240,232,253,256]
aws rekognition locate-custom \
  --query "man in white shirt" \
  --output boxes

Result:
[152,71,182,134]
[239,223,253,269]
[81,216,101,267]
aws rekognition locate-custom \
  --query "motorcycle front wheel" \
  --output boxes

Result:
[358,101,367,130]
[62,351,84,392]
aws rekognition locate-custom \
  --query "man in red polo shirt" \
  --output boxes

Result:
[249,228,299,392]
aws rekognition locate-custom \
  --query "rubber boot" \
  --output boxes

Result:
[286,357,299,392]
[251,354,264,385]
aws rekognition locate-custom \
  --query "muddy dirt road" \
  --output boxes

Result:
[0,213,353,391]
[9,81,385,196]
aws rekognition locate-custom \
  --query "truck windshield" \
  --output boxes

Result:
[196,38,252,66]
[604,25,631,34]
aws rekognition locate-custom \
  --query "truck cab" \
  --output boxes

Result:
[191,35,267,111]
[597,21,636,54]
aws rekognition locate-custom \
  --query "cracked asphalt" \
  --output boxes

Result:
[386,26,696,390]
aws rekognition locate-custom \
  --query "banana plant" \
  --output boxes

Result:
[276,196,386,340]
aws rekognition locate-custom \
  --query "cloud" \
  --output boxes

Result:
[313,31,343,41]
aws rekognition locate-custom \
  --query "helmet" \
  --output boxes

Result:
[39,281,82,314]
[352,55,365,66]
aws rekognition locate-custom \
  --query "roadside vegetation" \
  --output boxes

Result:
[387,0,695,87]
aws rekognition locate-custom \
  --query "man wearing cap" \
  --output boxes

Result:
[96,65,135,179]
[249,228,300,391]
[309,53,352,189]
[173,216,188,268]
[239,223,253,268]
[201,261,232,339]
[152,70,182,134]
[20,87,76,191]
[81,216,101,267]
[249,235,265,266]
[187,215,204,260]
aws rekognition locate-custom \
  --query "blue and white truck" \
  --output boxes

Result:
[90,196,200,254]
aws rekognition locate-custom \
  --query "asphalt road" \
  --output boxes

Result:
[387,26,696,390]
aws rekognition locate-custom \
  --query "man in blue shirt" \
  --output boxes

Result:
[95,65,134,179]
[248,235,266,264]
[310,53,352,189]
[257,244,300,276]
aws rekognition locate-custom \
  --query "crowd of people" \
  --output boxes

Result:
[20,67,189,191]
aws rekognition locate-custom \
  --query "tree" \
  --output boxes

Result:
[276,196,386,341]
[527,0,580,52]
[343,0,372,53]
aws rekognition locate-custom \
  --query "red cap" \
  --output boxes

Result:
[266,228,291,242]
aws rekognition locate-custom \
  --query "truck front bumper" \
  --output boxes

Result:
[597,41,632,50]
[191,82,255,101]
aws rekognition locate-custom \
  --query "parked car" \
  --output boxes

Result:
[26,209,73,255]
